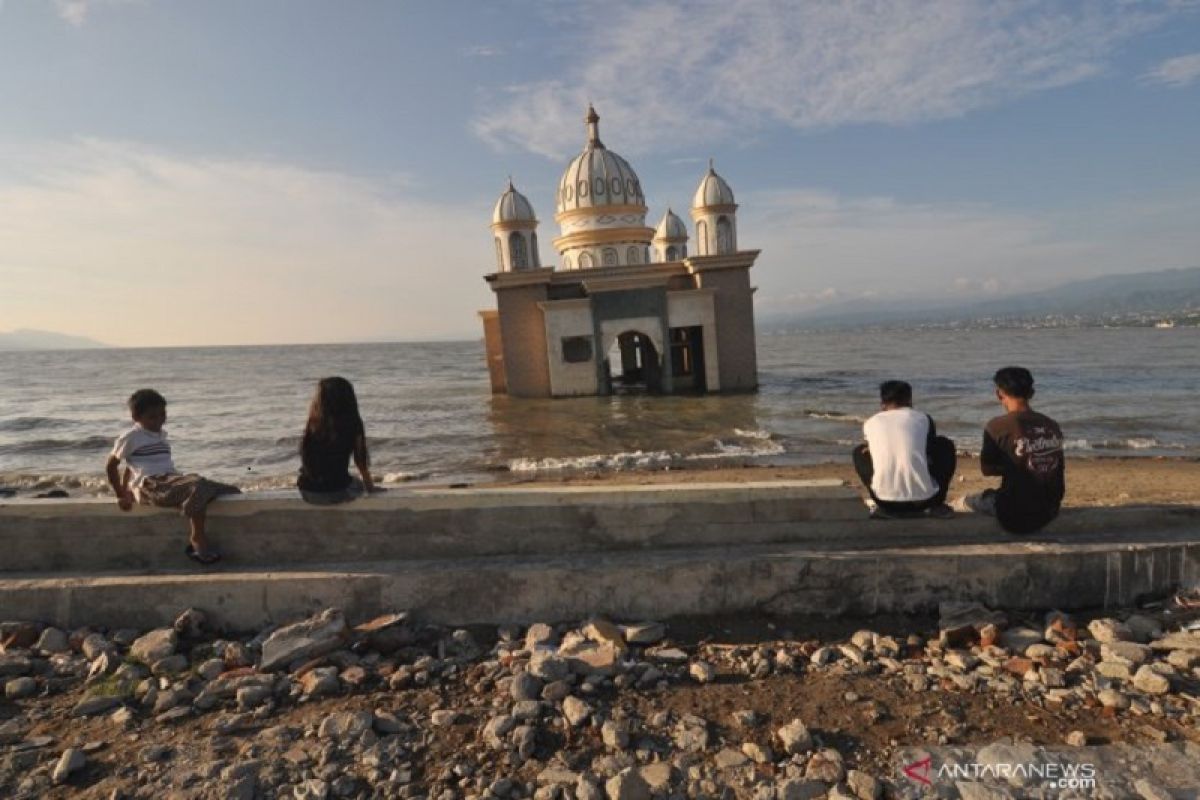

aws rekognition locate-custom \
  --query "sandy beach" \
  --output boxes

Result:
[499,455,1200,509]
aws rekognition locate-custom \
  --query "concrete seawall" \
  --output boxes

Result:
[2,481,1197,630]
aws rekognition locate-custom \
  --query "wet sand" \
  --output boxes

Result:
[499,455,1200,508]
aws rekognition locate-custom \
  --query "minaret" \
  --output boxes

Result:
[585,104,603,149]
[690,159,738,256]
[652,208,689,262]
[490,178,541,272]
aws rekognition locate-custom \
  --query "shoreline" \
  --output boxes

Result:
[492,454,1200,509]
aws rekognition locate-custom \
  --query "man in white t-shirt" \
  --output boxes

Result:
[852,380,957,519]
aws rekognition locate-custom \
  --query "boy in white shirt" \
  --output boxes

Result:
[106,388,239,564]
[852,380,956,519]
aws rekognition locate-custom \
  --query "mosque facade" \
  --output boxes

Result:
[479,106,759,398]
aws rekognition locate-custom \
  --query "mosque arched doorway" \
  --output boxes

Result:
[605,330,662,394]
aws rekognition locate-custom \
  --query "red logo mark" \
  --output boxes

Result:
[903,756,933,786]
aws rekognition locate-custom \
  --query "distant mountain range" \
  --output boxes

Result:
[761,267,1200,329]
[0,329,108,351]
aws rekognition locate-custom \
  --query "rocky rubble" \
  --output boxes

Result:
[0,600,1198,799]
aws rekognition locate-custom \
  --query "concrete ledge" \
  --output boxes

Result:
[0,481,865,572]
[4,481,1198,574]
[3,531,1196,630]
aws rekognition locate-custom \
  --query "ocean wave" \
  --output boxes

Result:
[0,416,75,432]
[507,433,785,474]
[802,409,867,424]
[0,435,111,455]
[1068,437,1189,452]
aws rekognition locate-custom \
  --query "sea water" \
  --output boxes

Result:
[0,327,1196,495]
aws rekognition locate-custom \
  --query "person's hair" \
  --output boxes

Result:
[302,377,364,453]
[879,380,913,407]
[993,366,1035,399]
[127,388,167,419]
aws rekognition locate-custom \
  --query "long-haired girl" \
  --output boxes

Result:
[298,377,375,503]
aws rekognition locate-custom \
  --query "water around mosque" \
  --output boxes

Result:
[0,327,1197,496]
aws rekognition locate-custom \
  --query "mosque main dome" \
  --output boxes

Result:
[555,106,645,215]
[551,106,654,270]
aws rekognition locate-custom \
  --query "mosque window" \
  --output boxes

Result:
[594,178,606,197]
[564,184,573,201]
[665,245,677,261]
[625,179,635,195]
[602,247,618,266]
[610,178,622,195]
[561,336,593,364]
[578,180,589,198]
[494,237,504,270]
[696,220,708,255]
[579,252,594,268]
[563,254,573,269]
[531,233,540,267]
[626,246,640,264]
[509,232,527,270]
[717,216,733,254]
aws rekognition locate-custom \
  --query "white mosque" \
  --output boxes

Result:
[479,106,759,398]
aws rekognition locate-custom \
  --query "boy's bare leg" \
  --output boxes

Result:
[188,511,210,554]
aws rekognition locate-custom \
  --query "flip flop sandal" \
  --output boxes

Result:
[184,545,222,565]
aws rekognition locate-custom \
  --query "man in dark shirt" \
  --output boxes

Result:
[957,367,1065,533]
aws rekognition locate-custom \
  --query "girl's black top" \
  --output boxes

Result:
[298,422,362,492]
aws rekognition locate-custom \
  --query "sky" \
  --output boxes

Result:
[1,0,1198,347]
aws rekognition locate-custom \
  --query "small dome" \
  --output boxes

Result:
[556,106,646,215]
[692,160,735,208]
[493,179,537,225]
[654,208,688,241]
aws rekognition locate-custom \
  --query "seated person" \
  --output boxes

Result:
[298,377,376,504]
[958,367,1064,534]
[106,388,240,565]
[852,380,957,518]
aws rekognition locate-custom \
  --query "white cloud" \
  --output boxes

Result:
[1143,53,1200,87]
[0,140,491,346]
[52,0,139,27]
[474,0,1177,159]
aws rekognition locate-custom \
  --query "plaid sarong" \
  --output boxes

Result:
[139,473,241,518]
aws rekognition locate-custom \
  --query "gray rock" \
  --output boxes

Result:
[511,670,544,701]
[294,779,329,800]
[577,774,605,800]
[778,779,827,800]
[1088,618,1133,643]
[846,769,881,800]
[52,748,86,784]
[173,607,207,638]
[1123,615,1162,643]
[605,767,651,800]
[237,684,272,709]
[197,658,226,681]
[623,621,666,645]
[1101,641,1151,667]
[689,661,716,683]
[999,627,1044,654]
[1066,730,1088,746]
[130,628,177,664]
[1132,665,1171,695]
[714,747,749,769]
[530,651,571,682]
[956,783,1015,800]
[260,608,348,672]
[35,627,69,654]
[72,695,122,717]
[80,634,113,661]
[317,711,373,743]
[151,654,189,676]
[542,678,573,701]
[525,622,556,650]
[483,714,515,749]
[0,654,32,677]
[1098,688,1130,709]
[777,718,814,755]
[805,748,845,783]
[673,716,710,752]
[1133,778,1174,800]
[562,695,591,727]
[742,741,773,764]
[5,677,36,699]
[602,719,629,750]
